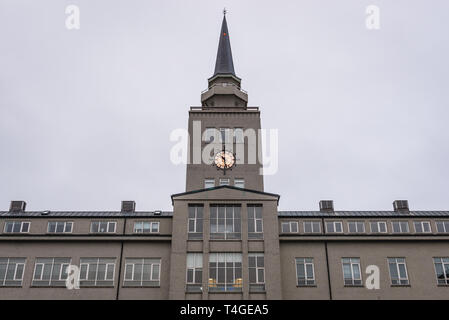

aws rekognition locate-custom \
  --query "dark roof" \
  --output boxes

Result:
[0,211,173,218]
[278,211,449,217]
[171,185,280,204]
[213,15,235,76]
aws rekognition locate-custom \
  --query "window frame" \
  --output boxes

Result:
[90,221,117,234]
[303,221,321,234]
[347,221,365,233]
[248,253,265,292]
[325,221,343,233]
[4,221,30,234]
[123,258,161,287]
[0,258,26,287]
[295,258,316,287]
[387,257,409,286]
[413,221,432,234]
[133,221,160,234]
[433,257,449,285]
[209,205,241,240]
[31,257,71,286]
[204,178,215,189]
[281,221,299,233]
[342,257,362,286]
[370,221,387,233]
[47,221,73,234]
[391,221,410,233]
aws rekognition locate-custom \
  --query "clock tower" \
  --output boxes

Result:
[185,13,264,192]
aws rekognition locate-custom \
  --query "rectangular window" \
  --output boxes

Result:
[210,205,241,240]
[433,257,449,285]
[234,128,244,143]
[342,258,362,286]
[204,179,215,189]
[413,221,431,233]
[370,221,387,233]
[436,221,449,233]
[0,258,26,287]
[186,253,203,292]
[304,221,321,233]
[133,221,159,233]
[348,221,365,233]
[90,221,116,233]
[4,221,30,233]
[208,253,242,292]
[388,258,409,285]
[79,258,115,287]
[391,221,409,233]
[123,258,160,287]
[188,205,203,240]
[47,221,73,233]
[32,258,70,286]
[326,221,343,233]
[296,258,315,286]
[281,221,299,233]
[248,205,263,239]
[234,178,245,188]
[219,178,230,186]
[249,253,265,292]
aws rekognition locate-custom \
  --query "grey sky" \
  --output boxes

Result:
[0,0,448,211]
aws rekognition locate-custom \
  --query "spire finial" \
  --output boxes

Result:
[223,7,227,16]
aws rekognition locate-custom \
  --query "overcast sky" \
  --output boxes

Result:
[0,0,448,212]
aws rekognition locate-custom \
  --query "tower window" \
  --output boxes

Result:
[204,179,215,189]
[219,178,230,186]
[234,178,245,188]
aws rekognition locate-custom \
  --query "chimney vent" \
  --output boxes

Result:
[9,201,26,213]
[121,201,136,213]
[319,200,334,212]
[393,200,409,213]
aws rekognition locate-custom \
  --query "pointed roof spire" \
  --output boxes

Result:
[213,11,236,77]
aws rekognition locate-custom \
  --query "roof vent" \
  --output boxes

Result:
[121,201,136,213]
[393,200,409,213]
[41,210,51,216]
[9,201,26,213]
[319,200,334,212]
[154,210,162,216]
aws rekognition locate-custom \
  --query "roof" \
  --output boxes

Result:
[278,211,449,218]
[213,14,236,76]
[0,211,173,218]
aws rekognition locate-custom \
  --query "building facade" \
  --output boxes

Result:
[0,15,448,300]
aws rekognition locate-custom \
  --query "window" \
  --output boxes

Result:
[90,221,116,233]
[248,205,263,239]
[304,221,321,233]
[208,253,242,292]
[188,205,203,240]
[133,221,159,233]
[186,253,203,292]
[124,258,160,287]
[391,221,409,233]
[47,221,73,233]
[234,178,245,188]
[234,128,244,143]
[204,179,215,189]
[342,258,362,286]
[433,257,449,285]
[388,258,409,285]
[0,258,26,286]
[436,221,449,233]
[281,221,298,233]
[413,221,431,233]
[348,221,365,233]
[295,258,315,286]
[32,258,70,286]
[219,178,230,186]
[210,205,241,240]
[370,221,387,233]
[326,221,343,233]
[4,221,30,233]
[79,258,115,286]
[249,253,265,292]
[204,128,216,143]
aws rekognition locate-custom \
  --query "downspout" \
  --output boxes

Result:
[322,217,332,300]
[116,217,126,300]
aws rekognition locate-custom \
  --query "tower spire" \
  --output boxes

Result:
[213,12,235,76]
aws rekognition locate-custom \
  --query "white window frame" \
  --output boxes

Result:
[391,221,409,233]
[342,257,362,286]
[436,221,449,233]
[32,258,71,285]
[188,205,203,236]
[347,221,365,233]
[303,221,321,233]
[281,221,299,233]
[370,221,387,233]
[388,257,409,285]
[47,221,73,233]
[0,258,26,286]
[90,221,116,233]
[234,178,245,188]
[248,253,265,286]
[295,258,315,286]
[433,257,449,285]
[209,205,241,240]
[186,253,203,285]
[124,258,160,286]
[79,258,116,286]
[413,221,432,233]
[4,221,30,233]
[325,221,343,233]
[219,178,230,186]
[133,221,160,233]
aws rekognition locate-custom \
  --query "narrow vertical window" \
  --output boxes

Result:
[248,205,263,239]
[188,205,203,240]
[296,258,315,286]
[186,253,203,292]
[388,258,409,285]
[249,253,265,292]
[342,258,362,286]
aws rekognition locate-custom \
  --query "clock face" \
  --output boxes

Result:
[214,151,235,170]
